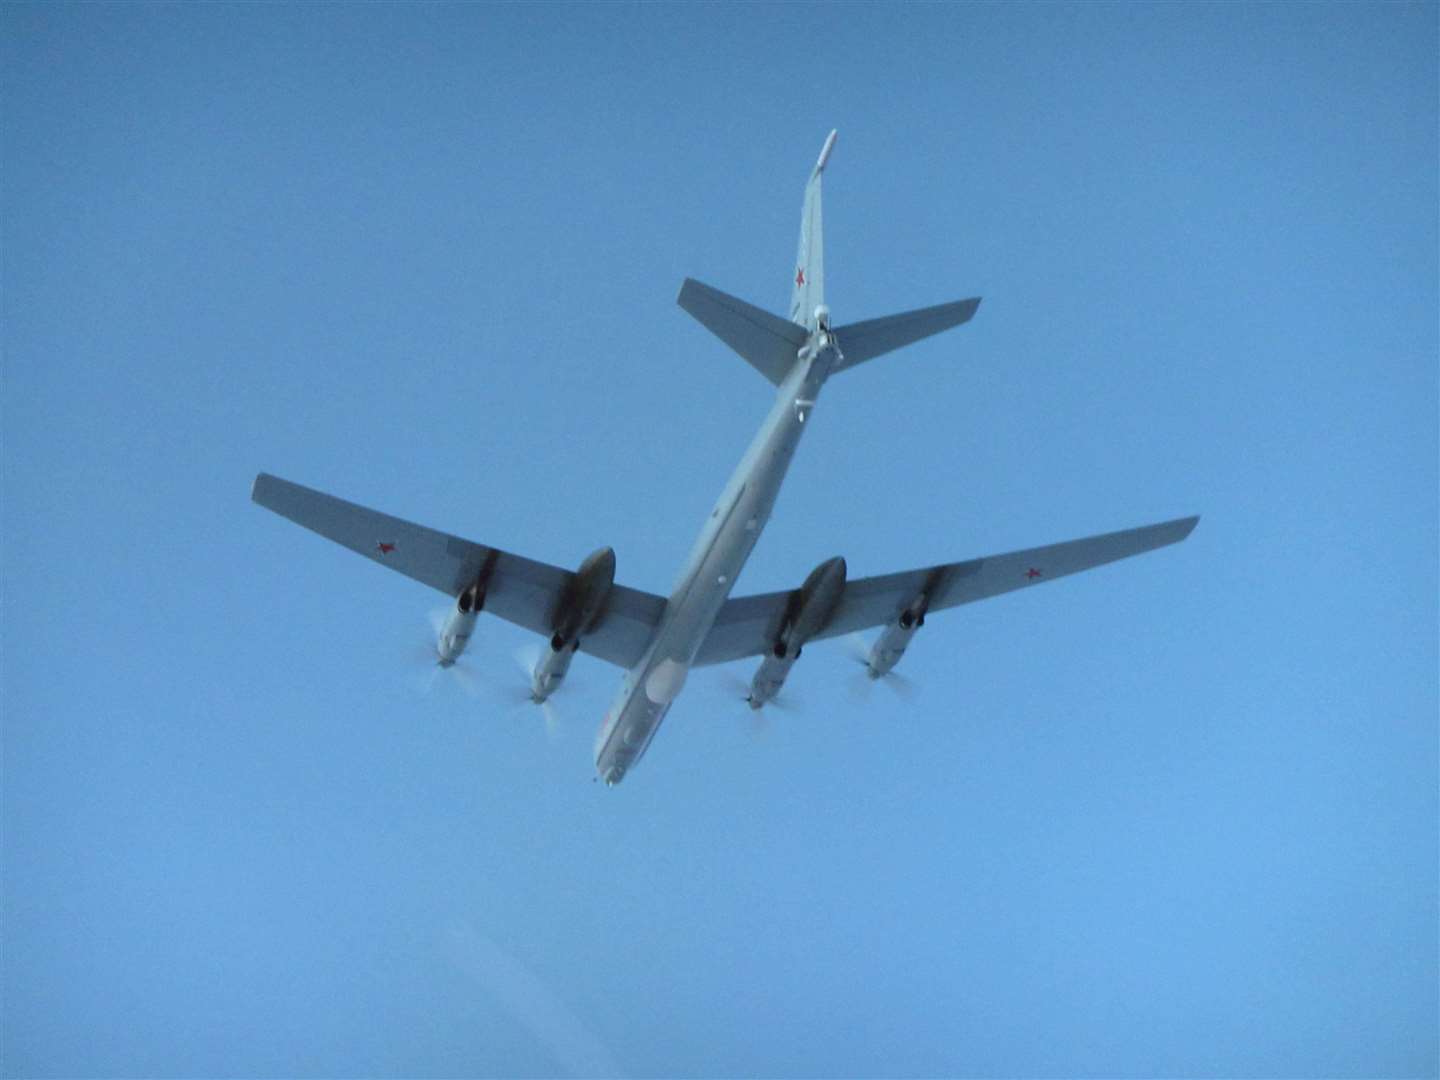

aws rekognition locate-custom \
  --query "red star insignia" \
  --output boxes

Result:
[795,267,805,286]
[377,542,396,555]
[1026,567,1042,580]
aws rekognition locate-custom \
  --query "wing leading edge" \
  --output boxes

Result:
[251,473,666,669]
[694,515,1199,666]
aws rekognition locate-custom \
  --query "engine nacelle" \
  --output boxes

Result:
[866,603,926,679]
[437,582,485,666]
[747,648,798,709]
[551,546,616,643]
[530,547,617,703]
[530,635,580,703]
[746,555,846,708]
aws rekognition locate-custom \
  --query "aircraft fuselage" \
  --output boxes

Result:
[593,334,838,784]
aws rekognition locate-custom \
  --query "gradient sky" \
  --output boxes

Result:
[3,4,1436,1078]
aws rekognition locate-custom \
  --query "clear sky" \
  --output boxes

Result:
[3,3,1435,1077]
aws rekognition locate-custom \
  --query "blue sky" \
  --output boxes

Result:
[3,3,1435,1077]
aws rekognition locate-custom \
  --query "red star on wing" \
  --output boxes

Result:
[1025,567,1042,580]
[377,542,396,555]
[795,267,805,286]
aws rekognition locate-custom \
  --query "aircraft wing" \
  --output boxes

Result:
[693,515,1199,666]
[251,473,666,669]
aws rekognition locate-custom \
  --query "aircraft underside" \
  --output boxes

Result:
[251,130,1198,786]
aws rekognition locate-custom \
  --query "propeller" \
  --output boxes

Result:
[717,669,804,711]
[412,608,481,697]
[718,669,755,706]
[717,670,769,737]
[843,633,917,702]
[716,669,801,737]
[513,643,564,744]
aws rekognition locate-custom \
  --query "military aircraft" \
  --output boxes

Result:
[252,130,1198,786]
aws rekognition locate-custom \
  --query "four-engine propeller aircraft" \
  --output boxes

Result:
[252,131,1198,786]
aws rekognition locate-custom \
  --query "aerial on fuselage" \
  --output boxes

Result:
[252,130,1198,786]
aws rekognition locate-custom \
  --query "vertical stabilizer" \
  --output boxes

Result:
[788,130,836,330]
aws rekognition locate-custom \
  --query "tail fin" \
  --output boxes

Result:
[677,278,807,386]
[830,297,982,374]
[681,131,981,384]
[788,130,836,330]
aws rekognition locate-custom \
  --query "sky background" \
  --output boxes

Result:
[3,3,1436,1077]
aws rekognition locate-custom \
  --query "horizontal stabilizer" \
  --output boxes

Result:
[678,277,808,386]
[831,297,982,374]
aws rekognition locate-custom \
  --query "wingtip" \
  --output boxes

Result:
[1177,515,1201,539]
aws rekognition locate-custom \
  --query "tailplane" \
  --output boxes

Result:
[677,129,982,383]
[676,278,806,386]
[830,296,982,374]
[676,130,836,385]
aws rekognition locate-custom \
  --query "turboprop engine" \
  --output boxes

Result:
[747,555,847,709]
[529,546,616,702]
[437,581,485,666]
[866,596,928,679]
